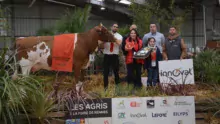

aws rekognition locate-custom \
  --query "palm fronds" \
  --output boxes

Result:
[56,5,92,33]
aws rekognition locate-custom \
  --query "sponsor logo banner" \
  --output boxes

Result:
[112,96,195,124]
[67,98,112,118]
[159,59,195,84]
[66,117,111,124]
[67,96,195,124]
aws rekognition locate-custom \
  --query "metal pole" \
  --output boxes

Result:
[202,5,207,47]
[192,6,196,53]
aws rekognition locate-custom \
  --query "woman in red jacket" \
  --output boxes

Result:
[125,29,144,88]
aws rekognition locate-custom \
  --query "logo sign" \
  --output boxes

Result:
[173,110,189,116]
[130,101,141,107]
[159,59,195,84]
[67,98,112,118]
[130,113,147,118]
[66,119,85,124]
[117,100,125,109]
[146,100,155,108]
[160,98,170,107]
[178,120,183,124]
[104,120,109,124]
[152,112,168,118]
[174,100,192,106]
[118,112,126,119]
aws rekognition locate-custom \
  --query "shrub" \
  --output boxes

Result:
[194,50,220,84]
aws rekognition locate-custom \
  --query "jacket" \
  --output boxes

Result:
[144,46,162,69]
[162,34,187,60]
[125,37,144,64]
[122,33,141,56]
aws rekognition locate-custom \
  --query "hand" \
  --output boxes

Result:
[164,58,168,61]
[125,46,132,51]
[180,57,183,60]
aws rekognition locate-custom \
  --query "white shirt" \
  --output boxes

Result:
[103,32,123,55]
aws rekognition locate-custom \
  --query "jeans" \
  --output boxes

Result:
[126,60,142,88]
[147,68,158,86]
[103,54,120,89]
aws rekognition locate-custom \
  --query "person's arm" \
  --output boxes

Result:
[115,39,122,45]
[142,35,148,47]
[158,48,163,61]
[161,34,165,46]
[180,39,187,59]
[115,35,123,45]
[162,43,168,60]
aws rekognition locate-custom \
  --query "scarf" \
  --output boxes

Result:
[147,44,156,50]
[168,34,179,40]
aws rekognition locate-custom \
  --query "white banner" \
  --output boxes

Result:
[112,96,195,124]
[158,59,195,84]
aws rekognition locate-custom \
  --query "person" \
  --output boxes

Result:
[145,37,162,86]
[124,29,144,88]
[122,24,138,56]
[142,23,165,52]
[121,24,138,81]
[162,26,187,60]
[103,23,123,90]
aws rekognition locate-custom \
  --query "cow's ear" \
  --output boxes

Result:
[95,26,102,32]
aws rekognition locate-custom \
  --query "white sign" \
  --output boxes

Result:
[89,54,95,62]
[158,59,195,84]
[112,96,195,124]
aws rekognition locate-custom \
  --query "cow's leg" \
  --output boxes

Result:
[74,63,84,94]
[53,72,62,96]
[80,69,87,82]
[19,58,33,75]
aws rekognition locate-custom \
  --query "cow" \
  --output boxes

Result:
[13,23,116,92]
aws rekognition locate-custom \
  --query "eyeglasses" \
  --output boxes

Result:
[113,26,119,28]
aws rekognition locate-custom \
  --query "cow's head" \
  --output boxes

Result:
[95,23,116,42]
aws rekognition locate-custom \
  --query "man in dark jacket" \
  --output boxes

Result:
[163,26,187,60]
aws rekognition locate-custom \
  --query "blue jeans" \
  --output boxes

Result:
[147,68,158,86]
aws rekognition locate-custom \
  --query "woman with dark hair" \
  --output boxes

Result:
[124,29,144,88]
[145,37,162,86]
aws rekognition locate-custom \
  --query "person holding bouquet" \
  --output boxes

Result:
[124,29,144,88]
[145,37,162,86]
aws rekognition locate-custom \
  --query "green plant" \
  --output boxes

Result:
[0,48,42,124]
[36,28,54,36]
[117,25,130,36]
[194,50,220,84]
[129,0,192,36]
[56,5,92,33]
[25,89,56,124]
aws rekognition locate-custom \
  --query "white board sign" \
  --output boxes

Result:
[112,96,195,124]
[89,54,95,62]
[158,59,195,84]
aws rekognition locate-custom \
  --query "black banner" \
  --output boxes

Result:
[66,98,112,119]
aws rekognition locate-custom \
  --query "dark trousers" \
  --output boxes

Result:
[103,54,120,89]
[126,61,142,88]
[147,68,158,86]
